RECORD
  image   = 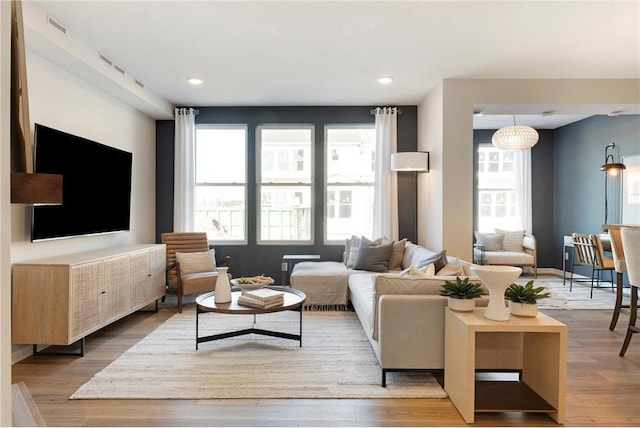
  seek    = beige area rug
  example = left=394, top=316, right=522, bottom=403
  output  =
left=517, top=275, right=620, bottom=310
left=70, top=310, right=447, bottom=400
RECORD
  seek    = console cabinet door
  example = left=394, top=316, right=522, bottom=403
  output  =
left=102, top=254, right=131, bottom=325
left=148, top=245, right=166, bottom=301
left=129, top=250, right=150, bottom=309
left=69, top=261, right=103, bottom=343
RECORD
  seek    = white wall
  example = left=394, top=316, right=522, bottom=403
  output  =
left=1, top=1, right=13, bottom=423
left=10, top=51, right=157, bottom=362
left=417, top=83, right=443, bottom=252
left=418, top=78, right=640, bottom=262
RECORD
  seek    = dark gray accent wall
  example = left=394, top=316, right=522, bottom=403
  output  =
left=553, top=115, right=640, bottom=278
left=156, top=106, right=418, bottom=280
left=473, top=129, right=555, bottom=268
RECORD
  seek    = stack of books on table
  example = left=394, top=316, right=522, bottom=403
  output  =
left=237, top=288, right=285, bottom=309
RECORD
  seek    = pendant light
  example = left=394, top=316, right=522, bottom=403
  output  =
left=491, top=115, right=539, bottom=151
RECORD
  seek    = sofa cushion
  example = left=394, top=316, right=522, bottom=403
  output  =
left=175, top=250, right=216, bottom=274
left=495, top=228, right=525, bottom=252
left=477, top=250, right=534, bottom=266
left=353, top=238, right=394, bottom=272
left=475, top=232, right=504, bottom=251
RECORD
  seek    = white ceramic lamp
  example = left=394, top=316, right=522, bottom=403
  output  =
left=471, top=265, right=522, bottom=321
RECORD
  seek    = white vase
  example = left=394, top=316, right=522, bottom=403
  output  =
left=509, top=301, right=538, bottom=317
left=448, top=297, right=475, bottom=312
left=214, top=266, right=232, bottom=303
left=471, top=265, right=522, bottom=321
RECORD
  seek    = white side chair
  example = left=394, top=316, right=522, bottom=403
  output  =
left=619, top=227, right=640, bottom=357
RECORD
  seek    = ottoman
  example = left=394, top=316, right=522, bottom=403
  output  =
left=290, top=261, right=349, bottom=310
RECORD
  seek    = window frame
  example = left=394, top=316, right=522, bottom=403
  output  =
left=323, top=123, right=376, bottom=245
left=194, top=124, right=248, bottom=245
left=256, top=124, right=315, bottom=245
left=476, top=143, right=519, bottom=233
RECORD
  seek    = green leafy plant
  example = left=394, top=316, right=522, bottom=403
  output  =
left=440, top=277, right=486, bottom=299
left=504, top=280, right=551, bottom=304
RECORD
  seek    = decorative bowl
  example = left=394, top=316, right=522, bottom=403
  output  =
left=230, top=277, right=274, bottom=294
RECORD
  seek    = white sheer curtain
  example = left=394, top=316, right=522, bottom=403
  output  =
left=373, top=107, right=399, bottom=240
left=173, top=107, right=197, bottom=232
left=514, top=149, right=532, bottom=233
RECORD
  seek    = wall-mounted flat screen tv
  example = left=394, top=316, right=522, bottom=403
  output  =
left=31, top=123, right=133, bottom=242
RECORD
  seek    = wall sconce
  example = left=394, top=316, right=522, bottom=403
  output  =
left=600, top=142, right=626, bottom=224
left=390, top=152, right=430, bottom=172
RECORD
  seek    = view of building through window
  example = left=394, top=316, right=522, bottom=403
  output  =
left=325, top=125, right=376, bottom=242
left=258, top=126, right=313, bottom=243
left=194, top=126, right=247, bottom=242
left=195, top=123, right=375, bottom=244
left=476, top=144, right=519, bottom=232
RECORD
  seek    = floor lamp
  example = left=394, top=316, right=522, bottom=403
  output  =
left=600, top=143, right=626, bottom=224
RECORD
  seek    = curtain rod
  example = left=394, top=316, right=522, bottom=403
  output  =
left=175, top=107, right=199, bottom=115
left=370, top=108, right=402, bottom=115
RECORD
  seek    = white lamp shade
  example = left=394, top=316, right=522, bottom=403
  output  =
left=492, top=125, right=539, bottom=151
left=391, top=152, right=429, bottom=172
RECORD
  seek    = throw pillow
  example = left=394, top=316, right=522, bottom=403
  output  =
left=176, top=249, right=216, bottom=274
left=475, top=232, right=504, bottom=251
left=388, top=238, right=407, bottom=271
left=346, top=235, right=363, bottom=268
left=353, top=240, right=394, bottom=272
left=416, top=249, right=448, bottom=272
left=436, top=257, right=464, bottom=276
left=400, top=263, right=435, bottom=276
left=495, top=228, right=525, bottom=252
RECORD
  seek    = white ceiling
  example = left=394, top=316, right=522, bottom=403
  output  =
left=26, top=1, right=640, bottom=127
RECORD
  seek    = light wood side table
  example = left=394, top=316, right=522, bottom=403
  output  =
left=444, top=308, right=567, bottom=424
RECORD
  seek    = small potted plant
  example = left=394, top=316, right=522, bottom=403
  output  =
left=504, top=280, right=551, bottom=317
left=440, top=277, right=486, bottom=312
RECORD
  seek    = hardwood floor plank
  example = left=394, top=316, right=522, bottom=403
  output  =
left=11, top=304, right=640, bottom=426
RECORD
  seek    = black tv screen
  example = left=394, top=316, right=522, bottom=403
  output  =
left=31, top=123, right=133, bottom=241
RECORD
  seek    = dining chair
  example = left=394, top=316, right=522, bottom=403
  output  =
left=570, top=233, right=614, bottom=298
left=619, top=227, right=640, bottom=357
left=606, top=228, right=629, bottom=331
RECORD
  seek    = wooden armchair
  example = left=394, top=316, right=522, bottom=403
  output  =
left=161, top=232, right=231, bottom=312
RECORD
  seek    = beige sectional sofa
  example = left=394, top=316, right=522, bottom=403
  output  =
left=292, top=239, right=523, bottom=387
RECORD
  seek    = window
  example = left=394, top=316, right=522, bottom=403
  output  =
left=325, top=125, right=376, bottom=243
left=257, top=126, right=313, bottom=244
left=195, top=125, right=247, bottom=243
left=476, top=145, right=519, bottom=232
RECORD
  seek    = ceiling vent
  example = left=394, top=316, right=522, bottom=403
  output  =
left=98, top=53, right=113, bottom=66
left=134, top=79, right=144, bottom=88
left=114, top=64, right=125, bottom=75
left=47, top=15, right=66, bottom=34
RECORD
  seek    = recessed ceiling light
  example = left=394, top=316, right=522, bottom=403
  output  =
left=377, top=76, right=393, bottom=85
left=187, top=77, right=203, bottom=86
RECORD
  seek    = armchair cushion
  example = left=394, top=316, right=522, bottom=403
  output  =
left=475, top=232, right=504, bottom=251
left=495, top=228, right=525, bottom=252
left=176, top=249, right=216, bottom=274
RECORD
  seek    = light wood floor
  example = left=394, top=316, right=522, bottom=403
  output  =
left=11, top=300, right=640, bottom=427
